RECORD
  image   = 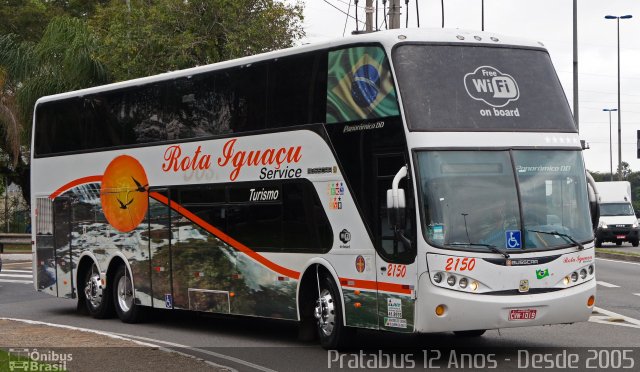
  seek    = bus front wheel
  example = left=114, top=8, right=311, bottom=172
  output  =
left=314, top=275, right=351, bottom=349
left=113, top=265, right=143, bottom=323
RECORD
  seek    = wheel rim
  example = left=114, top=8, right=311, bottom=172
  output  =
left=314, top=288, right=336, bottom=337
left=116, top=274, right=134, bottom=313
left=84, top=265, right=103, bottom=310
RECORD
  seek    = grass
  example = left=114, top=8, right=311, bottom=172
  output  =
left=1, top=244, right=31, bottom=253
left=596, top=248, right=640, bottom=257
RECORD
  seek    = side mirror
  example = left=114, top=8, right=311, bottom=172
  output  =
left=586, top=172, right=600, bottom=231
left=387, top=188, right=406, bottom=227
left=589, top=200, right=600, bottom=231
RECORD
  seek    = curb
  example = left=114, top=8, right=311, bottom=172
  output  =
left=0, top=253, right=32, bottom=261
left=0, top=318, right=231, bottom=371
left=595, top=251, right=640, bottom=263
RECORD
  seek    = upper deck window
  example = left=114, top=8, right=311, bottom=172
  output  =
left=392, top=44, right=576, bottom=132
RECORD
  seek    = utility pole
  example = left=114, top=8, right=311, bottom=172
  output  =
left=389, top=0, right=401, bottom=29
left=365, top=0, right=374, bottom=32
left=573, top=0, right=579, bottom=131
left=4, top=177, right=8, bottom=233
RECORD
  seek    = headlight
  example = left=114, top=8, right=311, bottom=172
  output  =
left=433, top=272, right=443, bottom=283
left=599, top=220, right=607, bottom=229
left=459, top=277, right=468, bottom=289
left=588, top=265, right=594, bottom=275
left=571, top=272, right=579, bottom=282
left=633, top=221, right=638, bottom=228
left=580, top=268, right=587, bottom=279
left=447, top=275, right=456, bottom=286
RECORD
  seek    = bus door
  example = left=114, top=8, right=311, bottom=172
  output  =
left=374, top=153, right=416, bottom=332
left=52, top=196, right=74, bottom=298
left=147, top=189, right=173, bottom=309
left=34, top=197, right=56, bottom=295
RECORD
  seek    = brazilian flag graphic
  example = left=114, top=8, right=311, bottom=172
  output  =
left=326, top=46, right=400, bottom=124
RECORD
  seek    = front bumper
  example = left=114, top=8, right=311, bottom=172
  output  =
left=414, top=273, right=595, bottom=333
left=596, top=227, right=639, bottom=242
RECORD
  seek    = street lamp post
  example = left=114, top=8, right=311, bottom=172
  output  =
left=603, top=108, right=618, bottom=181
left=605, top=14, right=632, bottom=180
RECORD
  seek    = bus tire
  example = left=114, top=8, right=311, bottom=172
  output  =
left=113, top=265, right=143, bottom=323
left=616, top=240, right=622, bottom=246
left=454, top=329, right=486, bottom=337
left=632, top=240, right=639, bottom=247
left=315, top=274, right=351, bottom=349
left=82, top=262, right=113, bottom=318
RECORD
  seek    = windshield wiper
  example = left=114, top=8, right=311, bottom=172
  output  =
left=527, top=229, right=584, bottom=250
left=446, top=242, right=510, bottom=258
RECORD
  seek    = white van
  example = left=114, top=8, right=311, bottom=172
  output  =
left=595, top=181, right=639, bottom=247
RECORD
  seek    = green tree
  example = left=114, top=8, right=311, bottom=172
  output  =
left=0, top=0, right=54, bottom=42
left=617, top=161, right=632, bottom=180
left=89, top=0, right=305, bottom=81
left=0, top=17, right=110, bottom=203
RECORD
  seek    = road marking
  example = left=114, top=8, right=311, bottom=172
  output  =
left=589, top=306, right=640, bottom=330
left=596, top=258, right=640, bottom=266
left=113, top=333, right=277, bottom=372
left=0, top=273, right=33, bottom=278
left=0, top=279, right=33, bottom=284
left=0, top=317, right=236, bottom=372
left=597, top=281, right=620, bottom=288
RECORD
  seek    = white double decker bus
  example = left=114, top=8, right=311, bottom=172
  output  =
left=31, top=29, right=598, bottom=349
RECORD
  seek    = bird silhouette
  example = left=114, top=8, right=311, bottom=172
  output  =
left=132, top=176, right=148, bottom=192
left=117, top=197, right=134, bottom=209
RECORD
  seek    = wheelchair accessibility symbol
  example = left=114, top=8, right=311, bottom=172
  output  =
left=505, top=230, right=522, bottom=249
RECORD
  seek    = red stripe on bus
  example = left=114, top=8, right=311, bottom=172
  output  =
left=340, top=277, right=413, bottom=295
left=49, top=175, right=103, bottom=200
left=48, top=177, right=408, bottom=294
left=149, top=191, right=301, bottom=280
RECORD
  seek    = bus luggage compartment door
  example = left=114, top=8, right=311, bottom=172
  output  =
left=35, top=197, right=56, bottom=295
left=52, top=196, right=74, bottom=298
left=148, top=190, right=174, bottom=309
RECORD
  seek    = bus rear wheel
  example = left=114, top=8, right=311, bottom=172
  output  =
left=83, top=263, right=112, bottom=318
left=113, top=265, right=143, bottom=323
left=314, top=275, right=351, bottom=349
left=453, top=330, right=486, bottom=337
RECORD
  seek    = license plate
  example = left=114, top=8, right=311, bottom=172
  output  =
left=509, top=309, right=537, bottom=321
left=617, top=235, right=626, bottom=239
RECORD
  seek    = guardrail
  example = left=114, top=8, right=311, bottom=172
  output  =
left=0, top=233, right=31, bottom=253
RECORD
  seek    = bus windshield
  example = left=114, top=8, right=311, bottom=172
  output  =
left=418, top=150, right=592, bottom=251
left=600, top=203, right=635, bottom=216
left=393, top=44, right=576, bottom=133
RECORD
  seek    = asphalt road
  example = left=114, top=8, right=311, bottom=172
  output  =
left=2, top=256, right=640, bottom=371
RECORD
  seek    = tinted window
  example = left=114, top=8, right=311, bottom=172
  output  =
left=267, top=53, right=326, bottom=127
left=393, top=44, right=576, bottom=132
left=172, top=180, right=332, bottom=253
left=34, top=52, right=326, bottom=157
left=282, top=182, right=332, bottom=250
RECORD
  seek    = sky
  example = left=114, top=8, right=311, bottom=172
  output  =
left=293, top=0, right=640, bottom=174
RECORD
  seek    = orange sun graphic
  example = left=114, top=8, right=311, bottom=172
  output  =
left=100, top=155, right=149, bottom=232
